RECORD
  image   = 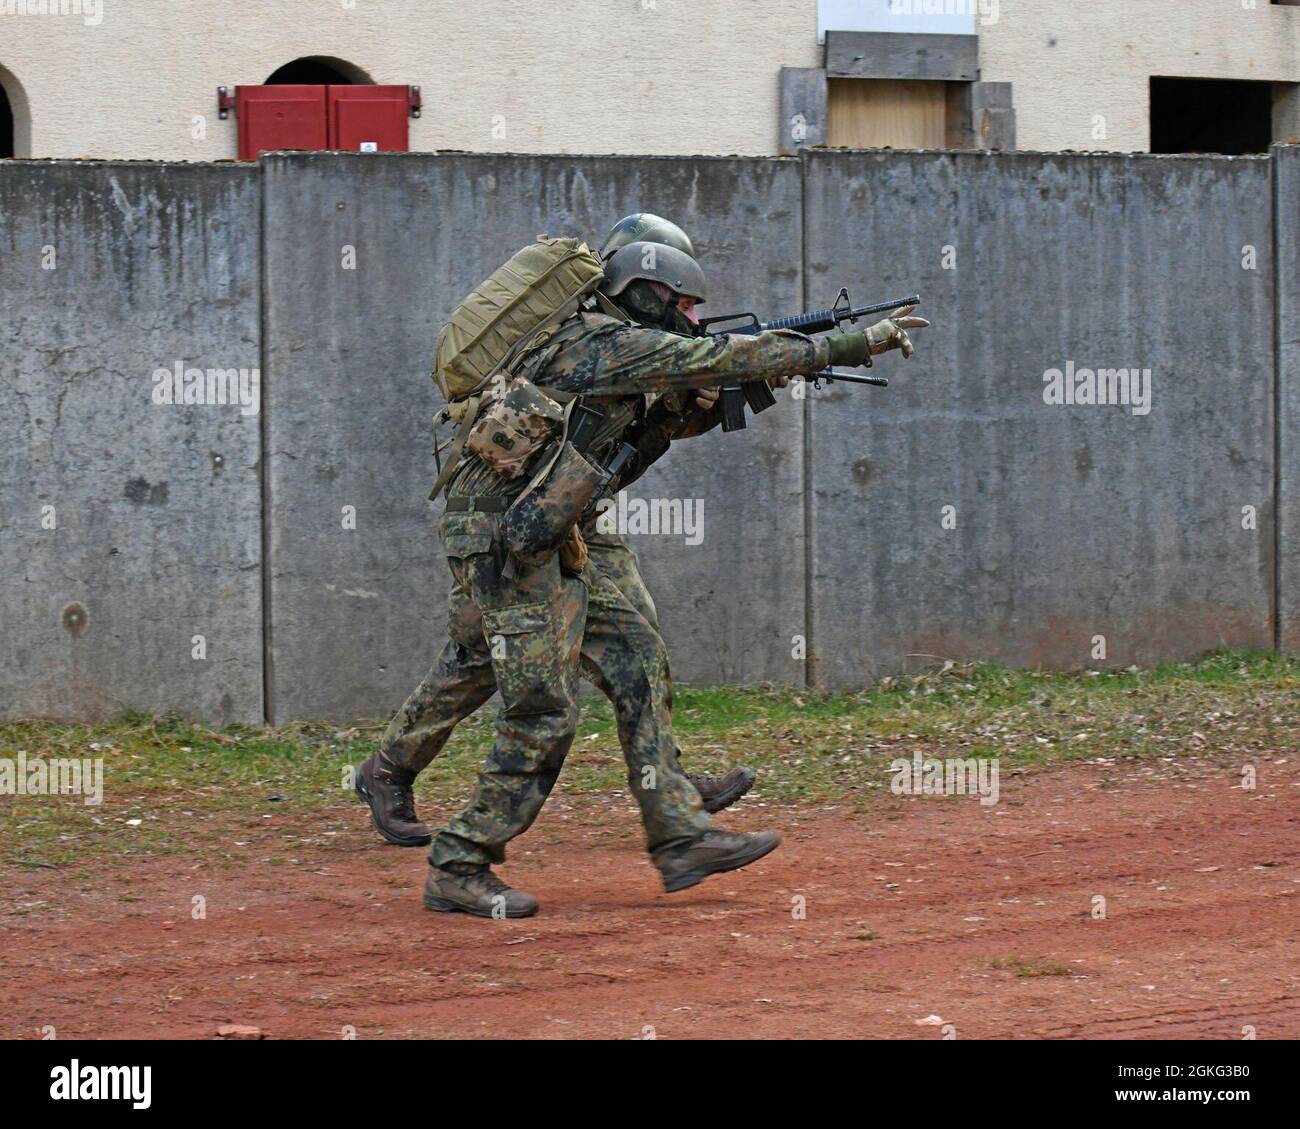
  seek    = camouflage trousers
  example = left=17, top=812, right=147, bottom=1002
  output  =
left=380, top=526, right=668, bottom=776
left=382, top=509, right=710, bottom=872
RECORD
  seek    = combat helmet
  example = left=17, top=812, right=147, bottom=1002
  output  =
left=601, top=241, right=707, bottom=302
left=599, top=240, right=707, bottom=335
left=599, top=213, right=696, bottom=261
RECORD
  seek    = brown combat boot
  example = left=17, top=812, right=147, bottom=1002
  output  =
left=655, top=830, right=781, bottom=893
left=423, top=866, right=539, bottom=918
left=353, top=752, right=431, bottom=847
left=688, top=766, right=757, bottom=814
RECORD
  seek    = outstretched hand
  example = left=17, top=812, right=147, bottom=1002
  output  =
left=867, top=305, right=930, bottom=359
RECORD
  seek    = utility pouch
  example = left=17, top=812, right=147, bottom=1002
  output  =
left=466, top=376, right=566, bottom=479
left=500, top=440, right=605, bottom=569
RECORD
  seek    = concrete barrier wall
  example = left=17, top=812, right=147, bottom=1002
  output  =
left=1279, top=145, right=1300, bottom=654
left=261, top=153, right=805, bottom=722
left=1, top=148, right=1296, bottom=722
left=803, top=149, right=1277, bottom=686
left=0, top=162, right=263, bottom=723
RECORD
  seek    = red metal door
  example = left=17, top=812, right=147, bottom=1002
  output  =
left=236, top=85, right=328, bottom=160
left=329, top=85, right=410, bottom=152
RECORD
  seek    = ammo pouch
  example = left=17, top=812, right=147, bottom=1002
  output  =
left=500, top=440, right=604, bottom=569
left=466, top=375, right=566, bottom=479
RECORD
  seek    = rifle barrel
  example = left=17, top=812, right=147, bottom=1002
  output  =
left=844, top=294, right=922, bottom=321
left=819, top=368, right=889, bottom=387
left=758, top=294, right=921, bottom=335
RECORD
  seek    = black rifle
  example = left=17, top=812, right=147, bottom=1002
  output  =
left=698, top=289, right=922, bottom=431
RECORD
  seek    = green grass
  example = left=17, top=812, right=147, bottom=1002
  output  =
left=1, top=649, right=1295, bottom=867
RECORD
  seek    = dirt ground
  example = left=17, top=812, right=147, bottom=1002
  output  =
left=3, top=754, right=1297, bottom=1040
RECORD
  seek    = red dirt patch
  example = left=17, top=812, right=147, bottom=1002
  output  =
left=3, top=756, right=1297, bottom=1039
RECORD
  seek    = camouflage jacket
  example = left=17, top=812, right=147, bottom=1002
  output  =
left=448, top=310, right=829, bottom=499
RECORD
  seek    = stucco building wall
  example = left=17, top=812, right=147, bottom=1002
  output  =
left=0, top=2, right=1297, bottom=155
left=0, top=0, right=819, bottom=159
left=980, top=0, right=1300, bottom=152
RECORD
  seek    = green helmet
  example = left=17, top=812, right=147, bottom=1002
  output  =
left=600, top=241, right=707, bottom=302
left=599, top=213, right=696, bottom=261
left=600, top=241, right=706, bottom=335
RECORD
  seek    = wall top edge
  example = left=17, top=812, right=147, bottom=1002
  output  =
left=802, top=147, right=1287, bottom=162
left=257, top=150, right=804, bottom=164
left=0, top=158, right=258, bottom=170
left=1, top=145, right=1293, bottom=172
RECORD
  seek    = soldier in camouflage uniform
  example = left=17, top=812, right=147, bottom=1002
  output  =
left=355, top=218, right=753, bottom=852
left=392, top=238, right=925, bottom=917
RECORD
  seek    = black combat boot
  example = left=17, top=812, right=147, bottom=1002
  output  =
left=423, top=866, right=540, bottom=918
left=353, top=752, right=431, bottom=847
left=687, top=766, right=757, bottom=814
left=655, top=830, right=781, bottom=893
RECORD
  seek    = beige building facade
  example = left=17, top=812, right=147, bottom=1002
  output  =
left=0, top=0, right=1297, bottom=159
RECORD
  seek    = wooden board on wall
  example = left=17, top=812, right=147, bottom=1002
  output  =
left=827, top=78, right=948, bottom=149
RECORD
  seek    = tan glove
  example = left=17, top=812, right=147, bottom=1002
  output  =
left=866, top=305, right=929, bottom=359
left=559, top=525, right=588, bottom=574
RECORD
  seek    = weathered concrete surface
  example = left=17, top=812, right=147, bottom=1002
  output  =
left=779, top=67, right=828, bottom=154
left=262, top=153, right=805, bottom=722
left=0, top=162, right=262, bottom=723
left=824, top=31, right=980, bottom=81
left=946, top=82, right=1016, bottom=151
left=3, top=149, right=1297, bottom=722
left=1278, top=145, right=1300, bottom=653
left=803, top=149, right=1276, bottom=687
left=627, top=158, right=806, bottom=692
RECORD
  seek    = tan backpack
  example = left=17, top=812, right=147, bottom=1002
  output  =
left=428, top=236, right=605, bottom=501
left=433, top=235, right=605, bottom=402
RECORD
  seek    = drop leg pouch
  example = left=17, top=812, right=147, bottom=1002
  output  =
left=501, top=441, right=605, bottom=569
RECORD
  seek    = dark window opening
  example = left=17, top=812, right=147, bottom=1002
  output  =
left=0, top=80, right=13, bottom=158
left=1150, top=77, right=1273, bottom=155
left=264, top=56, right=372, bottom=86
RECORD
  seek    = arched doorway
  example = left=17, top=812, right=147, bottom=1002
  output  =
left=264, top=56, right=374, bottom=86
left=0, top=63, right=31, bottom=158
left=0, top=82, right=12, bottom=158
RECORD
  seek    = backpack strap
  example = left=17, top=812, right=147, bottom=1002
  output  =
left=591, top=290, right=631, bottom=321
left=427, top=390, right=486, bottom=502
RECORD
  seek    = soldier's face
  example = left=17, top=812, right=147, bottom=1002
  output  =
left=648, top=281, right=699, bottom=325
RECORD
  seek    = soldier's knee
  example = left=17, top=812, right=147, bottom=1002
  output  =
left=639, top=633, right=670, bottom=684
left=484, top=601, right=575, bottom=717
